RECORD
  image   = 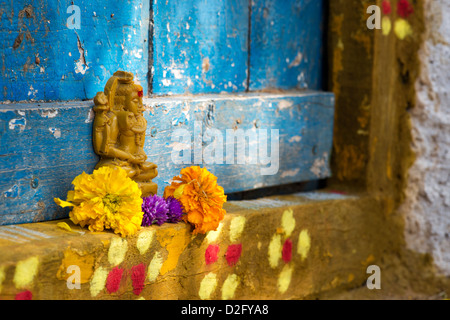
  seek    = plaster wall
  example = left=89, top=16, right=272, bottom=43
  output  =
left=403, top=0, right=450, bottom=275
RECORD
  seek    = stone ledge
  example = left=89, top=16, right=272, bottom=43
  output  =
left=0, top=191, right=386, bottom=300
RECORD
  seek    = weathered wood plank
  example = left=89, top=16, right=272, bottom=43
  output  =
left=151, top=0, right=249, bottom=95
left=0, top=0, right=149, bottom=101
left=249, top=0, right=324, bottom=91
left=0, top=91, right=334, bottom=224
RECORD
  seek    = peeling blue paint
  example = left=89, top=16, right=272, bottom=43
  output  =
left=0, top=0, right=149, bottom=101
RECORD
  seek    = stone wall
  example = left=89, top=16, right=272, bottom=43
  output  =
left=402, top=0, right=450, bottom=276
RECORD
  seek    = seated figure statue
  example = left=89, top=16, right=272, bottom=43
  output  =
left=92, top=70, right=158, bottom=197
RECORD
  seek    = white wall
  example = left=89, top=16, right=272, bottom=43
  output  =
left=402, top=0, right=450, bottom=275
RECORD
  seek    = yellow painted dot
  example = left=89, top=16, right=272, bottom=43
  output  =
left=147, top=251, right=164, bottom=282
left=199, top=272, right=217, bottom=300
left=221, top=274, right=240, bottom=300
left=229, top=216, right=246, bottom=242
left=297, top=230, right=311, bottom=261
left=382, top=16, right=391, bottom=36
left=394, top=18, right=413, bottom=40
left=108, top=237, right=128, bottom=266
left=278, top=264, right=293, bottom=294
left=206, top=222, right=223, bottom=243
left=13, top=256, right=39, bottom=289
left=281, top=209, right=295, bottom=237
left=268, top=234, right=282, bottom=268
left=157, top=227, right=190, bottom=275
left=137, top=229, right=155, bottom=255
left=89, top=266, right=108, bottom=297
left=56, top=248, right=94, bottom=284
left=0, top=266, right=5, bottom=293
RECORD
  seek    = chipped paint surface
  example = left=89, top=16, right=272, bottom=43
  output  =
left=0, top=1, right=149, bottom=101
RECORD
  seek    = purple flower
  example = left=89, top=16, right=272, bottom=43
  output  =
left=141, top=195, right=169, bottom=226
left=165, top=196, right=185, bottom=223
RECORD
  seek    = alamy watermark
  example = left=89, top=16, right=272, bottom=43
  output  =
left=170, top=121, right=280, bottom=176
left=66, top=5, right=81, bottom=30
left=366, top=265, right=381, bottom=290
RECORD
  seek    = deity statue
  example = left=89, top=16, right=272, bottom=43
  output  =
left=92, top=70, right=158, bottom=197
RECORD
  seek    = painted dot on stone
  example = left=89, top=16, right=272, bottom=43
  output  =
left=225, top=244, right=242, bottom=267
left=206, top=222, right=224, bottom=243
left=147, top=251, right=164, bottom=282
left=199, top=272, right=218, bottom=300
left=221, top=274, right=240, bottom=300
left=13, top=256, right=39, bottom=289
left=268, top=234, right=282, bottom=269
left=205, top=244, right=220, bottom=265
left=106, top=266, right=124, bottom=294
left=90, top=266, right=108, bottom=297
left=15, top=290, right=32, bottom=300
left=394, top=18, right=413, bottom=40
left=282, top=238, right=293, bottom=263
left=278, top=264, right=293, bottom=294
left=136, top=229, right=155, bottom=255
left=131, top=263, right=146, bottom=295
left=0, top=265, right=6, bottom=294
left=108, top=237, right=128, bottom=266
left=281, top=209, right=295, bottom=237
left=229, top=216, right=246, bottom=242
left=297, top=230, right=311, bottom=261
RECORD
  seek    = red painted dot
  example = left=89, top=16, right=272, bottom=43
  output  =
left=282, top=239, right=293, bottom=263
left=397, top=0, right=414, bottom=18
left=131, top=263, right=146, bottom=295
left=382, top=0, right=392, bottom=15
left=205, top=244, right=220, bottom=265
left=225, top=244, right=242, bottom=267
left=15, top=290, right=32, bottom=300
left=106, top=267, right=124, bottom=293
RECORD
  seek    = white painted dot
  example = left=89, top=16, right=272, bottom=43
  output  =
left=137, top=229, right=155, bottom=255
left=108, top=237, right=128, bottom=266
left=199, top=272, right=217, bottom=300
left=229, top=216, right=246, bottom=242
left=278, top=264, right=293, bottom=294
left=147, top=251, right=164, bottom=282
left=205, top=222, right=223, bottom=243
left=221, top=274, right=240, bottom=300
left=90, top=266, right=108, bottom=297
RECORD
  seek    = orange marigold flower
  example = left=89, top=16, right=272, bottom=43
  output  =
left=164, top=166, right=226, bottom=235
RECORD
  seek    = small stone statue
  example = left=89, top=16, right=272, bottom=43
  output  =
left=92, top=70, right=158, bottom=197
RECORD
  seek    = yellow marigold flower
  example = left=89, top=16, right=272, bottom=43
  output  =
left=164, top=166, right=226, bottom=235
left=54, top=166, right=143, bottom=237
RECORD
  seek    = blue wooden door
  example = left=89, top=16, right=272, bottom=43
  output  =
left=0, top=0, right=333, bottom=225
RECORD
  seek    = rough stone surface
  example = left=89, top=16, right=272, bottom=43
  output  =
left=402, top=0, right=450, bottom=275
